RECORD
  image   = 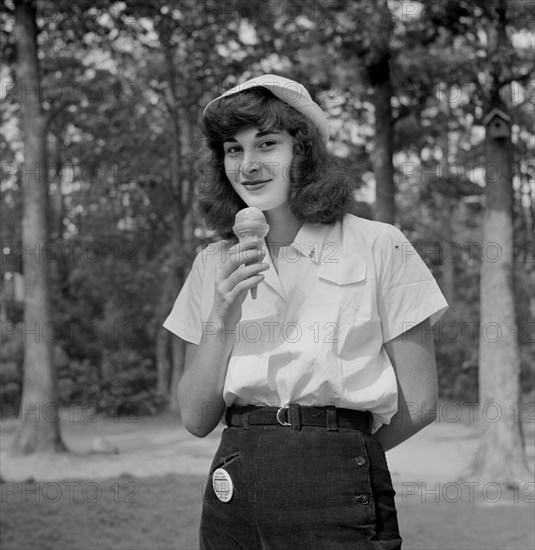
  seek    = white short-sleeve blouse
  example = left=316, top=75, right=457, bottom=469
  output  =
left=163, top=214, right=448, bottom=432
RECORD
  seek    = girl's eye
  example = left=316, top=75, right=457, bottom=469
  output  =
left=259, top=140, right=276, bottom=149
left=224, top=146, right=241, bottom=155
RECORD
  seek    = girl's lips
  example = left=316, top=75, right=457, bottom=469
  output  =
left=242, top=179, right=271, bottom=189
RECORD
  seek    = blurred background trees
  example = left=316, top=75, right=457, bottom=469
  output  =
left=1, top=0, right=533, bottom=461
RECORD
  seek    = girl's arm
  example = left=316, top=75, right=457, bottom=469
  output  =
left=176, top=335, right=230, bottom=438
left=372, top=319, right=438, bottom=452
left=177, top=245, right=268, bottom=437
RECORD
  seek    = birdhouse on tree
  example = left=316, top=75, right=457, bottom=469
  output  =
left=483, top=108, right=511, bottom=139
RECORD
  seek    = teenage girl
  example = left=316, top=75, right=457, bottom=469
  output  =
left=164, top=74, right=448, bottom=549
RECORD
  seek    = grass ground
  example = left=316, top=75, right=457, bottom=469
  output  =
left=1, top=473, right=534, bottom=550
left=1, top=474, right=201, bottom=550
left=1, top=405, right=534, bottom=550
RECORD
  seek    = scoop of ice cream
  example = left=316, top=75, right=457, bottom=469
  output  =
left=233, top=207, right=269, bottom=240
left=234, top=206, right=267, bottom=226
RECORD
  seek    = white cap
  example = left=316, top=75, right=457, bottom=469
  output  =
left=203, top=74, right=329, bottom=145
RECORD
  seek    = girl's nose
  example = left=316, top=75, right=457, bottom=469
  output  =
left=241, top=160, right=261, bottom=181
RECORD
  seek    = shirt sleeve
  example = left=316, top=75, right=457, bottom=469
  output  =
left=376, top=225, right=449, bottom=343
left=162, top=250, right=205, bottom=345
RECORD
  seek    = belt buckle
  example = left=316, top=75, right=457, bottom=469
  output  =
left=276, top=405, right=291, bottom=426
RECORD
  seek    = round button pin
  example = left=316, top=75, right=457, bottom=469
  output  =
left=212, top=468, right=234, bottom=502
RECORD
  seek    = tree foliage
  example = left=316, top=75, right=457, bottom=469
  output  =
left=1, top=0, right=533, bottom=421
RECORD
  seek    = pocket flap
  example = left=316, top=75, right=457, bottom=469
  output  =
left=318, top=259, right=367, bottom=286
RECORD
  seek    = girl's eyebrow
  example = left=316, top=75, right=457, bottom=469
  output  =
left=224, top=130, right=281, bottom=144
left=255, top=130, right=280, bottom=138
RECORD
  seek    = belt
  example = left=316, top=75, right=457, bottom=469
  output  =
left=225, top=404, right=372, bottom=432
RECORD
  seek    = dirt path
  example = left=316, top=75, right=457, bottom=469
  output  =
left=2, top=404, right=534, bottom=550
left=1, top=403, right=534, bottom=489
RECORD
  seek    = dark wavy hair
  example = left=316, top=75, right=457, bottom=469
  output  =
left=196, top=87, right=353, bottom=239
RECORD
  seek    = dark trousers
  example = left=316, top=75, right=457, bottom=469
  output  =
left=200, top=424, right=402, bottom=549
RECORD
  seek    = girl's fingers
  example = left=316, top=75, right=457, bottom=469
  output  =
left=226, top=241, right=262, bottom=255
left=212, top=243, right=268, bottom=319
left=217, top=262, right=269, bottom=297
left=217, top=246, right=266, bottom=280
left=226, top=273, right=266, bottom=303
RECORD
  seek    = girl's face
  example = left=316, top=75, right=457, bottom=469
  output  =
left=223, top=126, right=293, bottom=212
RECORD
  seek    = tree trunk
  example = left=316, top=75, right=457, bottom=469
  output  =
left=12, top=0, right=65, bottom=454
left=367, top=0, right=395, bottom=224
left=370, top=80, right=395, bottom=224
left=169, top=334, right=186, bottom=414
left=439, top=93, right=456, bottom=305
left=471, top=111, right=532, bottom=486
left=470, top=0, right=532, bottom=488
left=441, top=230, right=456, bottom=306
left=155, top=258, right=181, bottom=396
left=154, top=19, right=191, bottom=411
left=168, top=83, right=196, bottom=413
left=48, top=132, right=68, bottom=300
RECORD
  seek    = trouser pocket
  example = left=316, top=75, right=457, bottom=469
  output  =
left=208, top=451, right=241, bottom=476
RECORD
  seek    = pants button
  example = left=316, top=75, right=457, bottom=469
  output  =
left=355, top=456, right=366, bottom=466
left=354, top=494, right=370, bottom=505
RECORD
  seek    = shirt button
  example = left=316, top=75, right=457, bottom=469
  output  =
left=355, top=456, right=366, bottom=466
left=354, top=494, right=370, bottom=505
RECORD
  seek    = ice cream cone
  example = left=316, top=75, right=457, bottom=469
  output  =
left=233, top=207, right=270, bottom=299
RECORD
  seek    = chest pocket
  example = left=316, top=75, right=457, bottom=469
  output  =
left=313, top=259, right=367, bottom=311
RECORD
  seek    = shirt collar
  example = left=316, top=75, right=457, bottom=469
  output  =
left=289, top=221, right=332, bottom=264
